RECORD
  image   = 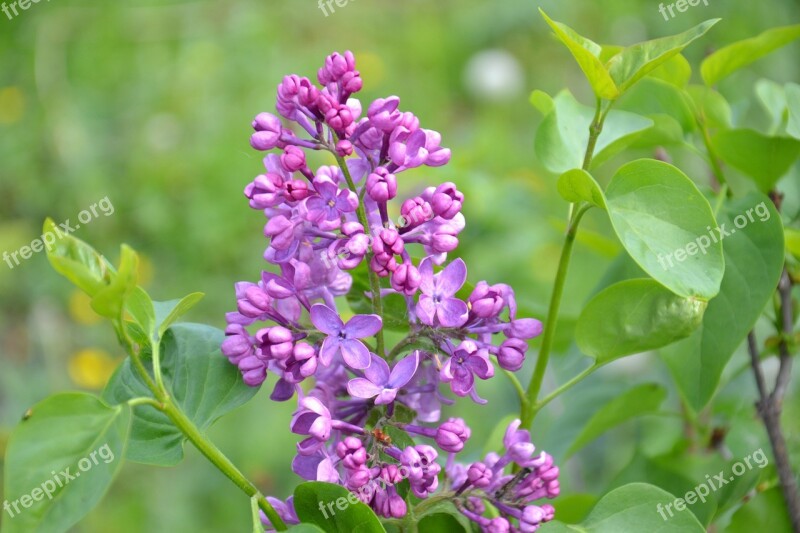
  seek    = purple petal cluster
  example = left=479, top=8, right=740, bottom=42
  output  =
left=220, top=51, right=553, bottom=526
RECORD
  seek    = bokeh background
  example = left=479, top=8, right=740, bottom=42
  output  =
left=1, top=0, right=799, bottom=531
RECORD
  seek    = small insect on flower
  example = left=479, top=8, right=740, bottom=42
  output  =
left=371, top=427, right=392, bottom=446
left=493, top=467, right=532, bottom=501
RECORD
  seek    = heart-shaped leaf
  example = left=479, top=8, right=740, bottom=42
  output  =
left=661, top=193, right=785, bottom=410
left=293, top=482, right=385, bottom=533
left=605, top=159, right=724, bottom=299
left=557, top=169, right=606, bottom=208
left=540, top=483, right=705, bottom=532
left=576, top=279, right=706, bottom=362
left=102, top=323, right=257, bottom=465
left=535, top=90, right=652, bottom=174
left=2, top=393, right=130, bottom=533
left=711, top=129, right=800, bottom=191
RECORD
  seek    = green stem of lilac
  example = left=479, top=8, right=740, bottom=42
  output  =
left=521, top=99, right=608, bottom=428
left=532, top=364, right=599, bottom=414
left=117, top=319, right=287, bottom=530
left=522, top=204, right=591, bottom=428
left=160, top=402, right=287, bottom=530
left=335, top=152, right=387, bottom=358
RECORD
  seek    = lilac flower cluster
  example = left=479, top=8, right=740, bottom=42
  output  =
left=221, top=51, right=556, bottom=531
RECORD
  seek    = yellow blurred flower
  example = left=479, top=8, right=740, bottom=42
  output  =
left=0, top=86, right=24, bottom=125
left=68, top=349, right=120, bottom=390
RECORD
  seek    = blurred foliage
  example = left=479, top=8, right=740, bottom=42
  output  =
left=1, top=0, right=799, bottom=531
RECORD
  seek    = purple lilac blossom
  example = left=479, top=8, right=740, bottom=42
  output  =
left=221, top=50, right=552, bottom=528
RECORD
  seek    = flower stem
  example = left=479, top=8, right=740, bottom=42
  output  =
left=335, top=153, right=387, bottom=358
left=160, top=401, right=286, bottom=530
left=532, top=363, right=599, bottom=415
left=521, top=99, right=609, bottom=428
left=118, top=319, right=287, bottom=531
left=522, top=204, right=591, bottom=427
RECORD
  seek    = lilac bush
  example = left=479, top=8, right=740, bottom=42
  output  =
left=222, top=50, right=556, bottom=531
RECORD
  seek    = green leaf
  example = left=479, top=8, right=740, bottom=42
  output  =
left=2, top=393, right=130, bottom=533
left=43, top=218, right=113, bottom=297
left=617, top=78, right=696, bottom=133
left=293, top=482, right=385, bottom=533
left=647, top=53, right=692, bottom=88
left=415, top=500, right=471, bottom=533
left=102, top=324, right=257, bottom=465
left=607, top=19, right=718, bottom=94
left=755, top=79, right=788, bottom=133
left=417, top=512, right=469, bottom=533
left=153, top=292, right=205, bottom=338
left=661, top=193, right=785, bottom=410
left=711, top=129, right=800, bottom=192
left=557, top=169, right=606, bottom=208
left=701, top=24, right=800, bottom=86
left=530, top=89, right=555, bottom=115
left=727, top=487, right=793, bottom=531
left=91, top=244, right=139, bottom=319
left=551, top=494, right=597, bottom=525
left=784, top=82, right=800, bottom=139
left=686, top=85, right=732, bottom=128
left=576, top=280, right=706, bottom=362
left=539, top=10, right=619, bottom=100
left=607, top=451, right=718, bottom=525
left=786, top=227, right=800, bottom=260
left=286, top=525, right=327, bottom=533
left=534, top=90, right=652, bottom=174
left=566, top=383, right=667, bottom=457
left=604, top=159, right=725, bottom=299
left=540, top=483, right=705, bottom=532
left=125, top=286, right=156, bottom=337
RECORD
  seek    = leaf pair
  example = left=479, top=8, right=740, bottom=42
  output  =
left=541, top=10, right=718, bottom=101
left=559, top=160, right=722, bottom=363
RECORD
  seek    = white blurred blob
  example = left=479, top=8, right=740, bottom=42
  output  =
left=463, top=49, right=524, bottom=102
left=144, top=113, right=182, bottom=152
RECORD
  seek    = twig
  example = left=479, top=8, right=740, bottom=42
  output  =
left=747, top=320, right=800, bottom=531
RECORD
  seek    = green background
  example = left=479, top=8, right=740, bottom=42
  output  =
left=1, top=0, right=798, bottom=531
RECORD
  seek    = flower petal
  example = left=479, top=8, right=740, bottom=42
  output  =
left=418, top=257, right=435, bottom=295
left=388, top=351, right=419, bottom=388
left=416, top=296, right=436, bottom=326
left=437, top=258, right=467, bottom=297
left=364, top=353, right=390, bottom=385
left=347, top=377, right=383, bottom=399
left=374, top=388, right=398, bottom=405
left=467, top=350, right=495, bottom=380
left=436, top=297, right=469, bottom=327
left=318, top=337, right=339, bottom=367
left=340, top=339, right=371, bottom=369
left=310, top=304, right=344, bottom=335
left=344, top=314, right=382, bottom=338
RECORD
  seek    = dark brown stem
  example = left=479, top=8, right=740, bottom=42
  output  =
left=747, top=295, right=800, bottom=532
